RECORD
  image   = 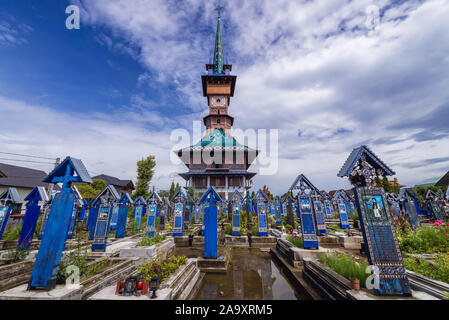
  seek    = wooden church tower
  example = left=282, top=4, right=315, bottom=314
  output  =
left=177, top=12, right=258, bottom=200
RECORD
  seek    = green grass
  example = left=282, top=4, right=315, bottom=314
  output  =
left=286, top=235, right=303, bottom=248
left=136, top=234, right=167, bottom=247
left=403, top=253, right=449, bottom=284
left=319, top=253, right=370, bottom=287
left=398, top=224, right=449, bottom=254
left=138, top=256, right=188, bottom=282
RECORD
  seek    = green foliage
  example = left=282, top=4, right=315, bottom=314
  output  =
left=443, top=291, right=449, bottom=300
left=6, top=248, right=29, bottom=263
left=391, top=177, right=401, bottom=195
left=399, top=224, right=449, bottom=254
left=333, top=212, right=340, bottom=219
left=158, top=190, right=170, bottom=198
left=57, top=248, right=89, bottom=283
left=127, top=219, right=140, bottom=235
left=137, top=234, right=166, bottom=247
left=186, top=186, right=198, bottom=201
left=84, top=257, right=110, bottom=279
left=319, top=253, right=370, bottom=287
left=224, top=223, right=232, bottom=235
left=75, top=179, right=107, bottom=200
left=240, top=210, right=248, bottom=235
left=33, top=218, right=42, bottom=239
left=382, top=176, right=392, bottom=193
left=134, top=156, right=156, bottom=200
left=286, top=235, right=303, bottom=248
left=412, top=185, right=446, bottom=204
left=403, top=253, right=449, bottom=284
left=2, top=226, right=21, bottom=241
left=138, top=256, right=188, bottom=282
left=251, top=224, right=259, bottom=236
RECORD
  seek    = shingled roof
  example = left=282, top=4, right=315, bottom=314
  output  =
left=92, top=174, right=134, bottom=190
left=0, top=162, right=59, bottom=190
left=435, top=170, right=449, bottom=187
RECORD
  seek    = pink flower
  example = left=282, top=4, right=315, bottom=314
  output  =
left=443, top=232, right=446, bottom=235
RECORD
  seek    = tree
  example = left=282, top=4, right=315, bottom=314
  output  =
left=392, top=177, right=401, bottom=195
left=91, top=179, right=107, bottom=192
left=186, top=186, right=198, bottom=201
left=169, top=181, right=176, bottom=200
left=74, top=179, right=107, bottom=201
left=158, top=190, right=170, bottom=198
left=374, top=176, right=382, bottom=188
left=382, top=176, right=392, bottom=193
left=134, top=156, right=156, bottom=199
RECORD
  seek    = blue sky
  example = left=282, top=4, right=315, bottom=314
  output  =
left=1, top=0, right=449, bottom=194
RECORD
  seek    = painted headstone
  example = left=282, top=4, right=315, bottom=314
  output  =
left=38, top=201, right=51, bottom=240
left=398, top=188, right=420, bottom=230
left=337, top=197, right=350, bottom=229
left=66, top=186, right=83, bottom=239
left=229, top=190, right=244, bottom=236
left=18, top=187, right=48, bottom=249
left=79, top=200, right=88, bottom=222
left=200, top=187, right=222, bottom=258
left=324, top=199, right=333, bottom=219
left=274, top=196, right=282, bottom=225
left=0, top=187, right=20, bottom=240
left=109, top=202, right=120, bottom=231
left=338, top=145, right=411, bottom=296
left=172, top=189, right=186, bottom=237
left=87, top=197, right=99, bottom=236
left=194, top=200, right=201, bottom=224
left=255, top=189, right=269, bottom=236
left=91, top=185, right=120, bottom=252
left=145, top=192, right=161, bottom=237
left=133, top=196, right=146, bottom=232
left=312, top=196, right=327, bottom=235
left=115, top=193, right=132, bottom=238
left=29, top=157, right=92, bottom=291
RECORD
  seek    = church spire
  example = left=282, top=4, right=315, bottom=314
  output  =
left=213, top=12, right=224, bottom=74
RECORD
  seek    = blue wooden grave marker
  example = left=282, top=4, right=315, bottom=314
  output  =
left=296, top=195, right=318, bottom=248
left=79, top=200, right=88, bottom=222
left=194, top=200, right=201, bottom=224
left=91, top=185, right=120, bottom=252
left=200, top=187, right=222, bottom=258
left=29, top=157, right=92, bottom=291
left=115, top=193, right=132, bottom=238
left=172, top=189, right=186, bottom=236
left=324, top=199, right=333, bottom=219
left=229, top=190, right=243, bottom=236
left=38, top=201, right=51, bottom=240
left=426, top=190, right=443, bottom=221
left=66, top=186, right=83, bottom=239
left=19, top=187, right=49, bottom=249
left=274, top=196, right=282, bottom=225
left=338, top=145, right=411, bottom=296
left=255, top=190, right=269, bottom=236
left=0, top=187, right=20, bottom=240
left=133, top=196, right=146, bottom=232
left=109, top=202, right=120, bottom=231
left=145, top=192, right=161, bottom=237
left=337, top=197, right=350, bottom=229
left=312, top=196, right=327, bottom=235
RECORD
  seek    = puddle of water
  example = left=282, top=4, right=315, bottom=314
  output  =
left=195, top=248, right=300, bottom=300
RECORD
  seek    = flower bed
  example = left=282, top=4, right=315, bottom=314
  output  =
left=286, top=235, right=303, bottom=248
left=136, top=234, right=166, bottom=247
left=137, top=256, right=188, bottom=282
left=398, top=222, right=449, bottom=254
left=318, top=253, right=369, bottom=287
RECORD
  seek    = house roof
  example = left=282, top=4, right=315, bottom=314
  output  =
left=0, top=162, right=60, bottom=190
left=435, top=171, right=449, bottom=187
left=92, top=174, right=134, bottom=190
left=415, top=176, right=442, bottom=187
left=178, top=129, right=256, bottom=152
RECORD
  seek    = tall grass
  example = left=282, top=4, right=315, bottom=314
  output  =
left=319, top=253, right=370, bottom=287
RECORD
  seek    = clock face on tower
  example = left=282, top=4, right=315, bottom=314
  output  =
left=211, top=96, right=226, bottom=107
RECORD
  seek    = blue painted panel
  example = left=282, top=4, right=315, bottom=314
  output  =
left=173, top=203, right=183, bottom=236
left=146, top=204, right=157, bottom=237
left=66, top=207, right=78, bottom=239
left=134, top=205, right=144, bottom=231
left=204, top=203, right=217, bottom=258
left=0, top=205, right=12, bottom=239
left=87, top=204, right=99, bottom=238
left=91, top=204, right=112, bottom=252
left=298, top=196, right=318, bottom=248
left=232, top=205, right=240, bottom=236
left=30, top=192, right=75, bottom=290
left=115, top=204, right=128, bottom=238
left=257, top=204, right=268, bottom=236
left=313, top=200, right=327, bottom=235
left=38, top=206, right=50, bottom=240
left=324, top=200, right=333, bottom=219
left=109, top=205, right=119, bottom=230
left=354, top=187, right=412, bottom=296
left=18, top=204, right=40, bottom=249
left=275, top=203, right=281, bottom=224
left=338, top=201, right=350, bottom=229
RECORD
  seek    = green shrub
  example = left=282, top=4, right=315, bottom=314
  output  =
left=84, top=257, right=110, bottom=279
left=6, top=248, right=29, bottom=263
left=138, top=256, right=188, bottom=282
left=57, top=247, right=89, bottom=283
left=403, top=253, right=449, bottom=284
left=224, top=224, right=232, bottom=235
left=2, top=226, right=21, bottom=241
left=251, top=224, right=259, bottom=236
left=286, top=235, right=303, bottom=248
left=399, top=224, right=449, bottom=254
left=137, top=234, right=166, bottom=247
left=319, top=253, right=370, bottom=287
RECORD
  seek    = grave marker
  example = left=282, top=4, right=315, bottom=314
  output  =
left=66, top=186, right=83, bottom=239
left=91, top=185, right=120, bottom=252
left=171, top=189, right=187, bottom=236
left=200, top=186, right=222, bottom=258
left=255, top=189, right=269, bottom=236
left=338, top=145, right=411, bottom=296
left=274, top=196, right=282, bottom=225
left=0, top=188, right=20, bottom=240
left=115, top=193, right=132, bottom=238
left=18, top=187, right=48, bottom=249
left=133, top=196, right=146, bottom=232
left=229, top=190, right=244, bottom=236
left=29, top=157, right=92, bottom=291
left=145, top=192, right=161, bottom=237
left=312, top=196, right=327, bottom=235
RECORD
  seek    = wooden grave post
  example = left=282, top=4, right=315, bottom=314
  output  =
left=200, top=186, right=222, bottom=258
